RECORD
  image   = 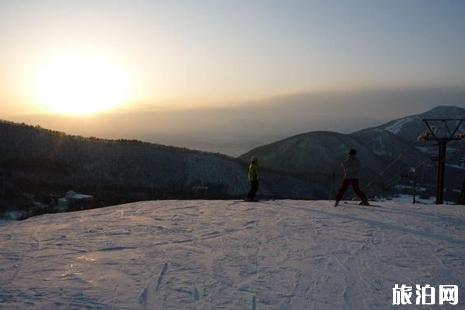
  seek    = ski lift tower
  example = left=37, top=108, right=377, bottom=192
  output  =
left=418, top=119, right=465, bottom=204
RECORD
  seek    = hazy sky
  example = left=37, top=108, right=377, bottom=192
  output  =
left=1, top=0, right=465, bottom=116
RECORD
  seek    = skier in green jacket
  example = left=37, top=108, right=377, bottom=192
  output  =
left=246, top=157, right=259, bottom=201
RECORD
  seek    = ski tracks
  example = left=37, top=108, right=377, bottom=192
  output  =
left=1, top=200, right=465, bottom=309
left=139, top=262, right=168, bottom=310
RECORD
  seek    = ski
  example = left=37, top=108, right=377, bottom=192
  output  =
left=342, top=201, right=382, bottom=208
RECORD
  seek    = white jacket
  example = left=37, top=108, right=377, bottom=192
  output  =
left=342, top=155, right=360, bottom=179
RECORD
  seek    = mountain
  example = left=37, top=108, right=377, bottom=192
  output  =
left=355, top=105, right=465, bottom=173
left=240, top=106, right=465, bottom=199
left=0, top=121, right=321, bottom=218
left=241, top=131, right=384, bottom=183
left=1, top=199, right=464, bottom=308
left=12, top=88, right=465, bottom=156
left=358, top=105, right=465, bottom=143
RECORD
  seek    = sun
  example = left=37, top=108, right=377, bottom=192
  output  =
left=34, top=53, right=131, bottom=115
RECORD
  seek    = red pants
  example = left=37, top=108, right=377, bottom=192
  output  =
left=336, top=178, right=368, bottom=202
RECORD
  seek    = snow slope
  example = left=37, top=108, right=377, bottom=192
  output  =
left=0, top=200, right=464, bottom=309
left=385, top=117, right=416, bottom=135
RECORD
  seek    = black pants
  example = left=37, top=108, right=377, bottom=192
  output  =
left=336, top=178, right=368, bottom=203
left=248, top=180, right=259, bottom=200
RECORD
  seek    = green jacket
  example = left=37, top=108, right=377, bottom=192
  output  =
left=248, top=162, right=259, bottom=182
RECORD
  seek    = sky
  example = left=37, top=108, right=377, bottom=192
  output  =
left=1, top=0, right=465, bottom=153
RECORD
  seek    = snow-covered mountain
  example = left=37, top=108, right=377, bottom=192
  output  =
left=0, top=121, right=320, bottom=218
left=359, top=105, right=465, bottom=143
left=241, top=131, right=387, bottom=185
left=1, top=199, right=463, bottom=309
left=240, top=106, right=465, bottom=198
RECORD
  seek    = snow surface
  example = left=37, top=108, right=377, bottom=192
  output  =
left=385, top=117, right=414, bottom=135
left=372, top=136, right=387, bottom=156
left=415, top=146, right=430, bottom=153
left=448, top=164, right=465, bottom=171
left=1, top=200, right=464, bottom=309
left=389, top=194, right=437, bottom=205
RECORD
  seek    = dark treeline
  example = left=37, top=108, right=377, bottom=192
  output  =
left=0, top=120, right=321, bottom=219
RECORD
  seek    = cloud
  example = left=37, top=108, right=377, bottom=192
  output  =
left=5, top=86, right=465, bottom=156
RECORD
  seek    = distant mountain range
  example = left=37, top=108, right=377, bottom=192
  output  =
left=0, top=121, right=321, bottom=218
left=11, top=88, right=465, bottom=156
left=240, top=106, right=465, bottom=199
left=2, top=105, right=464, bottom=218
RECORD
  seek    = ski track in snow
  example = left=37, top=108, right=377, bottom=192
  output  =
left=0, top=200, right=464, bottom=309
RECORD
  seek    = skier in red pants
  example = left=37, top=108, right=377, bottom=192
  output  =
left=334, top=149, right=369, bottom=207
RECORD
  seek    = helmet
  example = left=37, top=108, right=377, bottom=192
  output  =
left=349, top=149, right=357, bottom=156
left=251, top=156, right=258, bottom=163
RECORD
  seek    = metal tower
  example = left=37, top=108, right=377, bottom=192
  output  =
left=419, top=119, right=465, bottom=204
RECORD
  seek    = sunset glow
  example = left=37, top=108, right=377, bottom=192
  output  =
left=33, top=53, right=131, bottom=115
